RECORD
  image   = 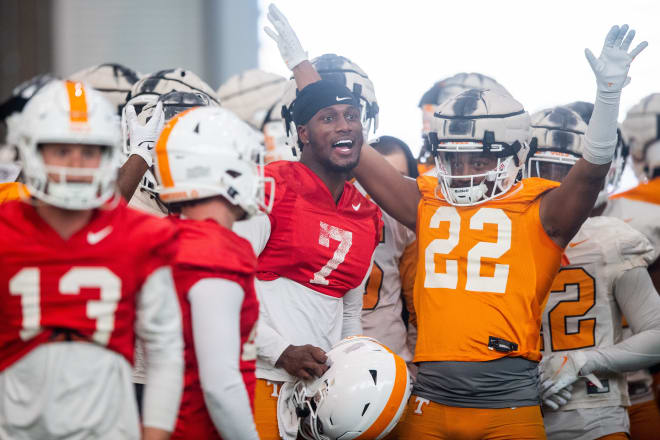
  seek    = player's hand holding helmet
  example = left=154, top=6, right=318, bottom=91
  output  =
left=264, top=4, right=308, bottom=71
left=283, top=336, right=411, bottom=440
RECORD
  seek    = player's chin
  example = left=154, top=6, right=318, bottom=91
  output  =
left=328, top=154, right=360, bottom=173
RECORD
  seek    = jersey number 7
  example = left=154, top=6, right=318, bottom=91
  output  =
left=310, top=221, right=353, bottom=286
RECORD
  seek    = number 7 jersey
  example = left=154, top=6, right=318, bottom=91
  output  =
left=414, top=176, right=562, bottom=363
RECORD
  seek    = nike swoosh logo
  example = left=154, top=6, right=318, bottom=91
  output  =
left=568, top=239, right=588, bottom=248
left=352, top=203, right=361, bottom=211
left=87, top=226, right=113, bottom=245
left=336, top=96, right=351, bottom=102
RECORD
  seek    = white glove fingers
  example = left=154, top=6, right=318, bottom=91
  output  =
left=603, top=25, right=620, bottom=48
left=629, top=40, right=648, bottom=59
left=268, top=3, right=286, bottom=23
left=543, top=398, right=559, bottom=410
left=125, top=104, right=137, bottom=122
left=264, top=26, right=280, bottom=43
left=584, top=48, right=601, bottom=71
left=621, top=28, right=636, bottom=51
left=613, top=24, right=629, bottom=47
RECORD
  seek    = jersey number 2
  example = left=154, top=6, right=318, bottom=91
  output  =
left=424, top=207, right=512, bottom=293
left=9, top=267, right=121, bottom=345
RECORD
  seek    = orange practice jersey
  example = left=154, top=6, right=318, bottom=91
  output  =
left=0, top=182, right=28, bottom=204
left=611, top=177, right=660, bottom=205
left=413, top=176, right=562, bottom=363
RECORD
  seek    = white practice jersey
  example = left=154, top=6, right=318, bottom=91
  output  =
left=540, top=216, right=655, bottom=411
left=0, top=343, right=139, bottom=440
left=354, top=183, right=417, bottom=362
left=603, top=196, right=660, bottom=262
left=602, top=192, right=660, bottom=405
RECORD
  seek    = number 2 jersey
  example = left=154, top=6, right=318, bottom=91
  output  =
left=540, top=216, right=655, bottom=410
left=234, top=161, right=382, bottom=382
left=0, top=198, right=179, bottom=370
left=170, top=218, right=259, bottom=440
left=414, top=176, right=562, bottom=363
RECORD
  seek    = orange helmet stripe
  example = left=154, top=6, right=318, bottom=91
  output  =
left=65, top=81, right=88, bottom=123
left=355, top=349, right=409, bottom=439
left=154, top=108, right=197, bottom=188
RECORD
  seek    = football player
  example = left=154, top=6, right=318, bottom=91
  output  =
left=599, top=94, right=660, bottom=440
left=233, top=7, right=383, bottom=439
left=118, top=69, right=220, bottom=215
left=417, top=73, right=511, bottom=175
left=527, top=106, right=660, bottom=440
left=0, top=80, right=183, bottom=439
left=152, top=106, right=268, bottom=440
left=351, top=24, right=647, bottom=438
left=360, top=136, right=418, bottom=365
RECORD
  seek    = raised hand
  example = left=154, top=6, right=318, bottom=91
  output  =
left=264, top=4, right=308, bottom=70
left=585, top=24, right=648, bottom=93
left=124, top=101, right=165, bottom=167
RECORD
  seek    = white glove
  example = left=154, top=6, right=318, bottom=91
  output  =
left=540, top=351, right=604, bottom=404
left=125, top=101, right=165, bottom=168
left=585, top=24, right=647, bottom=95
left=539, top=382, right=573, bottom=410
left=264, top=4, right=308, bottom=70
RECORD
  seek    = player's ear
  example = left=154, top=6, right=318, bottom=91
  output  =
left=298, top=124, right=309, bottom=146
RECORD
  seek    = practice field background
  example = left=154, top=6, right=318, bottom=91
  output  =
left=3, top=0, right=659, bottom=188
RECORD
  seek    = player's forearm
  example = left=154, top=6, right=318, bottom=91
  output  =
left=354, top=145, right=420, bottom=231
left=292, top=60, right=322, bottom=91
left=138, top=267, right=184, bottom=431
left=191, top=280, right=259, bottom=440
left=117, top=155, right=149, bottom=201
left=142, top=427, right=171, bottom=440
left=342, top=287, right=364, bottom=339
left=256, top=307, right=292, bottom=367
left=584, top=267, right=660, bottom=375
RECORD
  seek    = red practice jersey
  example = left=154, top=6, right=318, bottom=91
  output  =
left=257, top=161, right=382, bottom=298
left=171, top=218, right=259, bottom=440
left=0, top=199, right=178, bottom=371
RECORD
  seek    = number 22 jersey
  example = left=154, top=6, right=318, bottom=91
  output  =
left=414, top=176, right=562, bottom=363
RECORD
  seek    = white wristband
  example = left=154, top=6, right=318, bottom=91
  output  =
left=131, top=147, right=153, bottom=168
left=582, top=136, right=617, bottom=165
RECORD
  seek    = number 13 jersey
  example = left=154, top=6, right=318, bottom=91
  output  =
left=414, top=176, right=561, bottom=363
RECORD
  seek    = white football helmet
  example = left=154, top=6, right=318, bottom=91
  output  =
left=280, top=54, right=379, bottom=154
left=563, top=101, right=628, bottom=205
left=218, top=69, right=288, bottom=130
left=218, top=69, right=296, bottom=164
left=428, top=89, right=530, bottom=206
left=17, top=80, right=120, bottom=209
left=290, top=336, right=411, bottom=440
left=69, top=63, right=142, bottom=115
left=153, top=106, right=274, bottom=217
left=622, top=93, right=660, bottom=181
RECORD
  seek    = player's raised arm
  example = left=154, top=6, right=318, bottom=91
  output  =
left=540, top=25, right=648, bottom=248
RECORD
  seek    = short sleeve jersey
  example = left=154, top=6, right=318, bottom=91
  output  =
left=256, top=161, right=382, bottom=298
left=541, top=216, right=654, bottom=410
left=0, top=199, right=178, bottom=371
left=170, top=218, right=259, bottom=440
left=414, top=176, right=562, bottom=363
